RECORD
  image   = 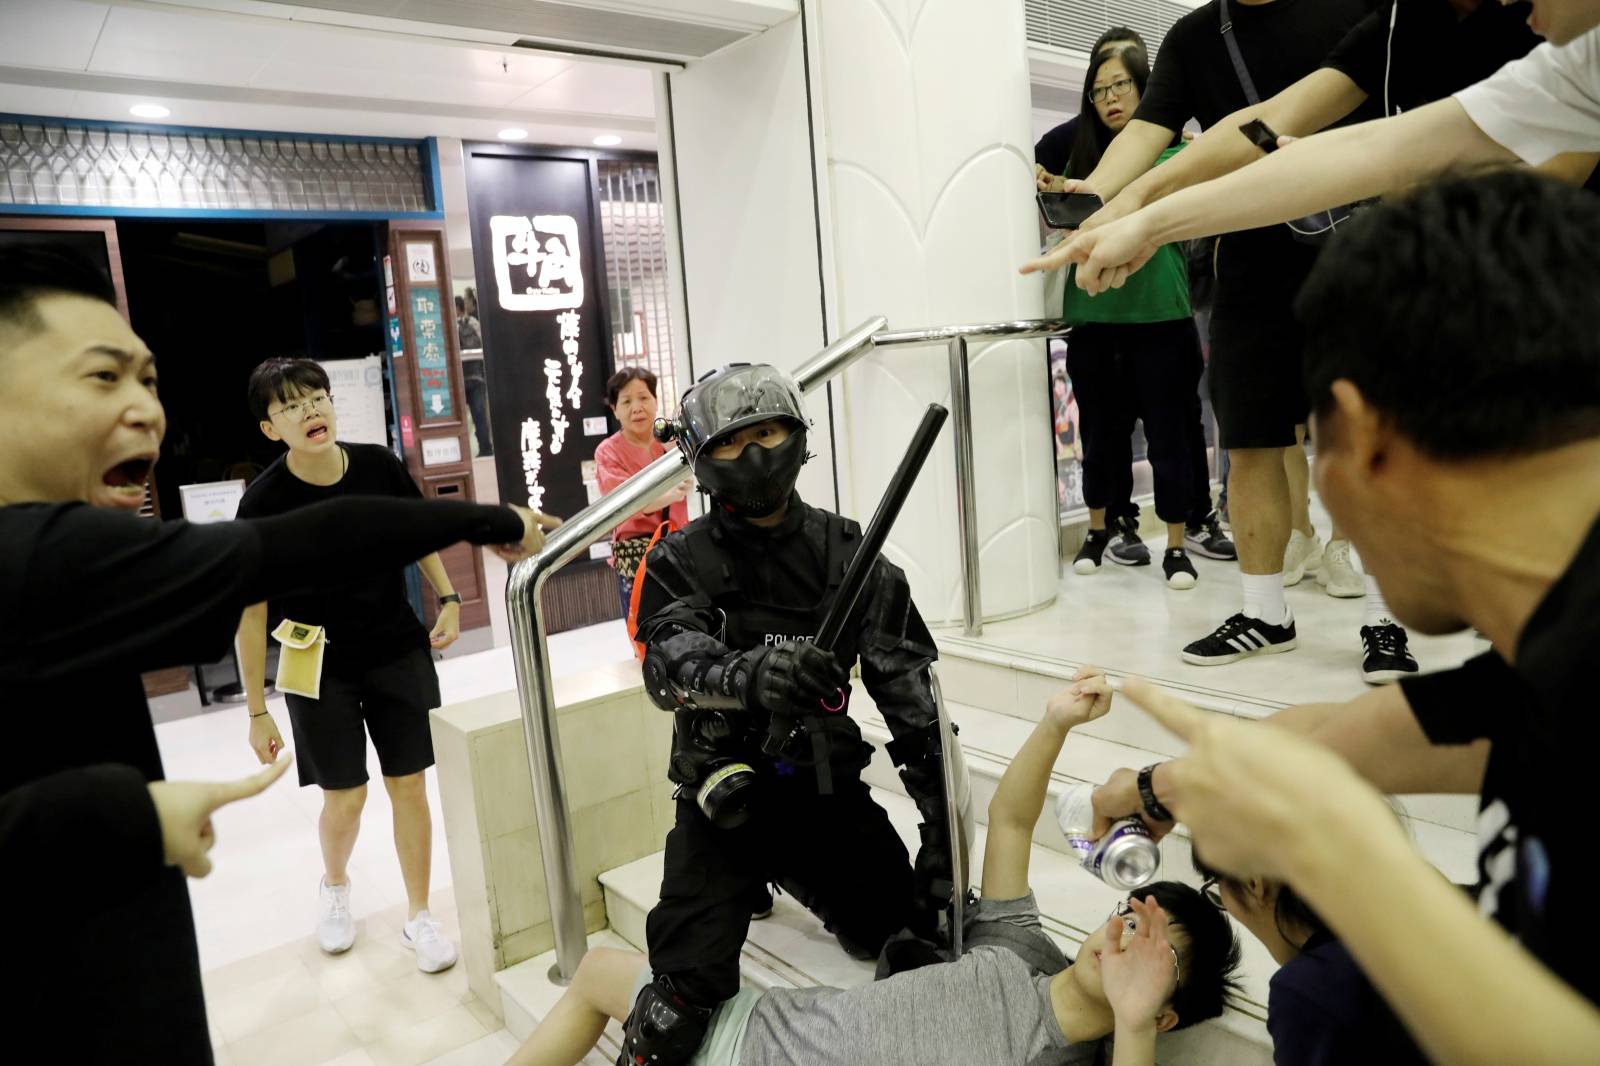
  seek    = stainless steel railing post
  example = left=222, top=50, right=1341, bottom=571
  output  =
left=946, top=335, right=983, bottom=638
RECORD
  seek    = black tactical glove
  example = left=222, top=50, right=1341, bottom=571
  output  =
left=743, top=641, right=850, bottom=717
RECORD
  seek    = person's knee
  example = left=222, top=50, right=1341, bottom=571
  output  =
left=323, top=783, right=367, bottom=819
left=383, top=770, right=427, bottom=801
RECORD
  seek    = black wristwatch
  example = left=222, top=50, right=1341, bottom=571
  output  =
left=438, top=593, right=462, bottom=607
left=1137, top=764, right=1174, bottom=823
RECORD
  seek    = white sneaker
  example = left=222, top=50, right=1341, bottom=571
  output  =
left=402, top=910, right=458, bottom=973
left=1316, top=539, right=1364, bottom=598
left=317, top=878, right=356, bottom=954
left=1283, top=530, right=1324, bottom=587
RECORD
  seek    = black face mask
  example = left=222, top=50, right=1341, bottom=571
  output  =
left=695, top=429, right=808, bottom=518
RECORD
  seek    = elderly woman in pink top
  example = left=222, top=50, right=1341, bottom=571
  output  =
left=593, top=366, right=692, bottom=615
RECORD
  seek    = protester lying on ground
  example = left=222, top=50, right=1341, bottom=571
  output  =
left=505, top=670, right=1242, bottom=1066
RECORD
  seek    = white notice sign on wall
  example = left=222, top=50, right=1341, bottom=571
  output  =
left=318, top=356, right=389, bottom=447
left=179, top=479, right=246, bottom=524
left=422, top=436, right=462, bottom=467
left=406, top=242, right=437, bottom=284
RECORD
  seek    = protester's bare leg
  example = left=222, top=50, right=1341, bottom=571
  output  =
left=506, top=949, right=649, bottom=1066
left=320, top=784, right=366, bottom=885
left=1285, top=426, right=1315, bottom=538
left=384, top=771, right=432, bottom=918
left=1229, top=448, right=1292, bottom=576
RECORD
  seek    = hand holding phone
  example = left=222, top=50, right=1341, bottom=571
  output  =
left=1239, top=118, right=1281, bottom=154
left=1037, top=191, right=1104, bottom=230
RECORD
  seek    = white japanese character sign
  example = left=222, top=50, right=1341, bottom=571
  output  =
left=490, top=215, right=585, bottom=312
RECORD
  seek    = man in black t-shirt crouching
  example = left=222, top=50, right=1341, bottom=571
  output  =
left=237, top=357, right=464, bottom=974
left=1091, top=171, right=1600, bottom=1058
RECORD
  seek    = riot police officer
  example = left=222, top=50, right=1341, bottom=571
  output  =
left=619, top=363, right=952, bottom=1064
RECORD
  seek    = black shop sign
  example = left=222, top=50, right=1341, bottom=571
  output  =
left=464, top=147, right=614, bottom=518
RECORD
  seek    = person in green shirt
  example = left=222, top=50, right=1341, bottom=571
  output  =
left=1044, top=46, right=1215, bottom=590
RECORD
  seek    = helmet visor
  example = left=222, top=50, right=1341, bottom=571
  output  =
left=678, top=364, right=806, bottom=462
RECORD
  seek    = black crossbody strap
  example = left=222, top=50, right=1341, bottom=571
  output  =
left=1218, top=0, right=1262, bottom=106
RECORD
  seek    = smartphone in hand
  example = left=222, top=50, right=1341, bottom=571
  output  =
left=1037, top=191, right=1104, bottom=230
left=1239, top=118, right=1282, bottom=153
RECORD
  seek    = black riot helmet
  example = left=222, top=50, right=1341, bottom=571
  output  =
left=659, top=363, right=809, bottom=517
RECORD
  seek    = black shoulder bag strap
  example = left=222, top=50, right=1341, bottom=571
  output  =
left=1217, top=0, right=1357, bottom=242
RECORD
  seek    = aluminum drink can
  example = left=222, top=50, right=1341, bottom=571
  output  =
left=1056, top=782, right=1161, bottom=890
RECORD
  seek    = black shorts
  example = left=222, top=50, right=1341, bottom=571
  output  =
left=284, top=645, right=441, bottom=790
left=1206, top=231, right=1318, bottom=451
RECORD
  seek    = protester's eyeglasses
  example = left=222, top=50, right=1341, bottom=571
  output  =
left=1091, top=78, right=1136, bottom=104
left=271, top=393, right=334, bottom=422
left=1200, top=877, right=1225, bottom=910
left=1112, top=900, right=1182, bottom=989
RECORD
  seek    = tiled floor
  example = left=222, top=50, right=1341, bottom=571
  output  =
left=159, top=621, right=633, bottom=1066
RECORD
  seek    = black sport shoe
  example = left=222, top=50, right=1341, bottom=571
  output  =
left=1360, top=623, right=1419, bottom=685
left=1182, top=612, right=1297, bottom=665
left=1073, top=529, right=1111, bottom=575
left=1108, top=516, right=1151, bottom=566
left=1185, top=510, right=1237, bottom=560
left=751, top=884, right=775, bottom=920
left=1163, top=548, right=1198, bottom=590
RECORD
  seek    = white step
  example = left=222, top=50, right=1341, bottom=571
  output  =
left=594, top=787, right=1276, bottom=1066
left=854, top=693, right=1479, bottom=887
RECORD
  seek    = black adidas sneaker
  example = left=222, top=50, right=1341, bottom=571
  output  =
left=1163, top=548, right=1198, bottom=590
left=1182, top=612, right=1297, bottom=666
left=1074, top=528, right=1111, bottom=575
left=1360, top=623, right=1419, bottom=685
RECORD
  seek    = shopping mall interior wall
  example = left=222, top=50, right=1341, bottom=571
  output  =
left=664, top=18, right=837, bottom=510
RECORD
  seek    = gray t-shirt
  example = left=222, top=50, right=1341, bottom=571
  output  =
left=737, top=894, right=1101, bottom=1066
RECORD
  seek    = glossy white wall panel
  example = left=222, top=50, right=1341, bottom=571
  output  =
left=814, top=0, right=1055, bottom=622
left=666, top=19, right=837, bottom=508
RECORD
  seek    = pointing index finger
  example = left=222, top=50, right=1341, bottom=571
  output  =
left=1119, top=678, right=1205, bottom=743
left=214, top=753, right=295, bottom=806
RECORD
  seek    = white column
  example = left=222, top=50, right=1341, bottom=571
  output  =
left=811, top=0, right=1056, bottom=623
left=665, top=1, right=1057, bottom=622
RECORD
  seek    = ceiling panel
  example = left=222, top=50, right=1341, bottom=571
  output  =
left=89, top=7, right=289, bottom=83
left=510, top=62, right=653, bottom=119
left=47, top=82, right=657, bottom=148
left=257, top=60, right=541, bottom=108
left=0, top=0, right=109, bottom=71
left=0, top=83, right=81, bottom=117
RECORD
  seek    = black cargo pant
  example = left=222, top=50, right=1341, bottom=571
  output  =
left=1067, top=318, right=1205, bottom=526
left=646, top=765, right=916, bottom=1007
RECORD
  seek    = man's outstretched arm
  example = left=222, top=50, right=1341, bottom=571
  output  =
left=1025, top=99, right=1514, bottom=289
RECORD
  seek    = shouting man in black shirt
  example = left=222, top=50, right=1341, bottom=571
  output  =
left=0, top=246, right=549, bottom=1064
left=237, top=357, right=476, bottom=973
left=1088, top=172, right=1600, bottom=1061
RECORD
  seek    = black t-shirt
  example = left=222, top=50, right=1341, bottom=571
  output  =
left=1323, top=0, right=1541, bottom=115
left=1267, top=931, right=1427, bottom=1065
left=1399, top=511, right=1600, bottom=1009
left=237, top=442, right=429, bottom=666
left=1133, top=0, right=1377, bottom=283
left=0, top=494, right=517, bottom=1063
left=1036, top=117, right=1080, bottom=176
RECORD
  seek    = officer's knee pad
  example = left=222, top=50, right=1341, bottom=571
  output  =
left=619, top=977, right=710, bottom=1066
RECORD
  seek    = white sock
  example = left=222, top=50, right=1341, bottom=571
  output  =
left=1241, top=572, right=1290, bottom=626
left=1364, top=575, right=1395, bottom=627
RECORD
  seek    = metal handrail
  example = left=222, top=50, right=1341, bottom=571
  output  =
left=509, top=315, right=1069, bottom=981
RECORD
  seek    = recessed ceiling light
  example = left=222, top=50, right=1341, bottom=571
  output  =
left=129, top=103, right=170, bottom=119
left=497, top=128, right=528, bottom=141
left=593, top=135, right=622, bottom=147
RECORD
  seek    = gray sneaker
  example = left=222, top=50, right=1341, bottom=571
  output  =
left=1108, top=516, right=1151, bottom=566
